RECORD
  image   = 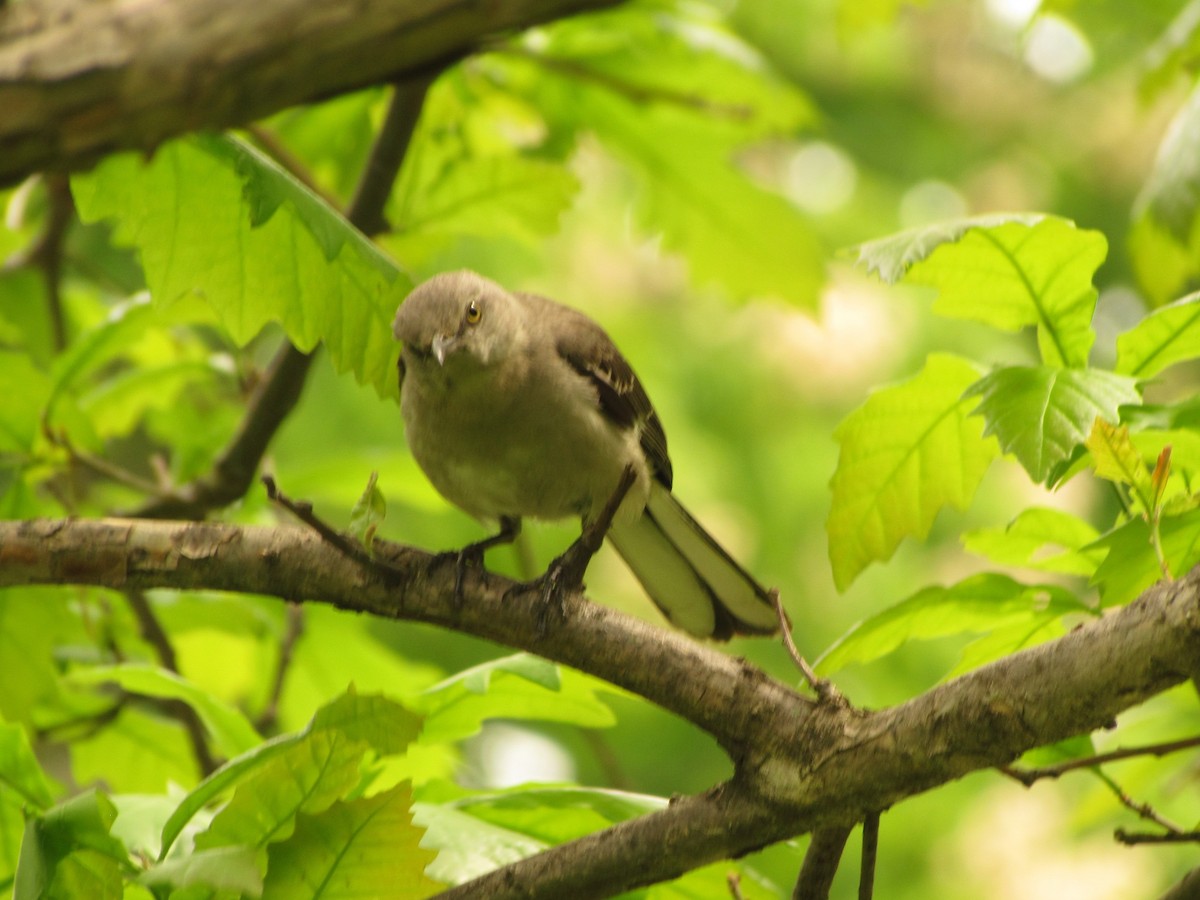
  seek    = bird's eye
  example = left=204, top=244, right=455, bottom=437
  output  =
left=465, top=300, right=483, bottom=325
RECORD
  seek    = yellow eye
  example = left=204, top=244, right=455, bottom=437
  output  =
left=465, top=300, right=483, bottom=325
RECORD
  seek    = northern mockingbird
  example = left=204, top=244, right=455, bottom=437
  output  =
left=392, top=270, right=779, bottom=640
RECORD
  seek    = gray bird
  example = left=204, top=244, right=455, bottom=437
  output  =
left=392, top=270, right=779, bottom=640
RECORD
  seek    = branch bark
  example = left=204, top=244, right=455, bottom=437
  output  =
left=3, top=517, right=1199, bottom=897
left=0, top=0, right=621, bottom=186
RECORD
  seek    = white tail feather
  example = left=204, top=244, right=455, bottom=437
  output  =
left=608, top=483, right=778, bottom=639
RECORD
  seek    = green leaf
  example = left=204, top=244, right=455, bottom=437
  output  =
left=1090, top=509, right=1200, bottom=605
left=262, top=783, right=441, bottom=899
left=139, top=846, right=262, bottom=897
left=500, top=10, right=824, bottom=305
left=411, top=804, right=546, bottom=886
left=1114, top=291, right=1200, bottom=377
left=907, top=218, right=1106, bottom=368
left=816, top=573, right=1093, bottom=675
left=70, top=707, right=200, bottom=795
left=14, top=791, right=127, bottom=900
left=67, top=664, right=260, bottom=760
left=1135, top=78, right=1200, bottom=243
left=0, top=352, right=51, bottom=454
left=827, top=353, right=999, bottom=590
left=0, top=722, right=58, bottom=810
left=195, top=730, right=367, bottom=852
left=308, top=691, right=423, bottom=756
left=42, top=296, right=157, bottom=426
left=947, top=615, right=1068, bottom=678
left=1086, top=418, right=1156, bottom=513
left=964, top=365, right=1141, bottom=486
left=393, top=156, right=579, bottom=244
left=349, top=472, right=386, bottom=548
left=415, top=786, right=779, bottom=897
left=962, top=507, right=1103, bottom=577
left=159, top=689, right=421, bottom=859
left=412, top=654, right=616, bottom=744
left=71, top=134, right=410, bottom=399
left=0, top=589, right=78, bottom=724
left=414, top=785, right=662, bottom=885
left=587, top=91, right=824, bottom=305
left=852, top=213, right=1045, bottom=284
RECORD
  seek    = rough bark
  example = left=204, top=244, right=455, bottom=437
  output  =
left=3, top=517, right=1198, bottom=898
left=0, top=0, right=620, bottom=185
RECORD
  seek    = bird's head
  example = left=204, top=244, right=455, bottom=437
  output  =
left=393, top=270, right=526, bottom=373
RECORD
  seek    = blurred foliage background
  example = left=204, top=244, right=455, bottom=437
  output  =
left=6, top=0, right=1200, bottom=896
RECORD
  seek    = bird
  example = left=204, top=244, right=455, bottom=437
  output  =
left=392, top=269, right=780, bottom=640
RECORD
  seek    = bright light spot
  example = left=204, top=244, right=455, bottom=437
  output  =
left=469, top=723, right=575, bottom=788
left=1024, top=15, right=1093, bottom=83
left=985, top=0, right=1041, bottom=29
left=899, top=180, right=968, bottom=228
left=784, top=142, right=857, bottom=215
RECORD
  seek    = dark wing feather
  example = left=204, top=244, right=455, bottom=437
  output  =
left=517, top=292, right=674, bottom=488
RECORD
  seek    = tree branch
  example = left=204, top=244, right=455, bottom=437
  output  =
left=2, top=517, right=1199, bottom=897
left=0, top=0, right=622, bottom=186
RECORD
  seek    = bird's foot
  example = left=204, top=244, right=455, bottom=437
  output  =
left=506, top=538, right=592, bottom=635
left=436, top=517, right=522, bottom=608
left=430, top=546, right=483, bottom=608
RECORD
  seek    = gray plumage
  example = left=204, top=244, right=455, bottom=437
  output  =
left=393, top=269, right=779, bottom=640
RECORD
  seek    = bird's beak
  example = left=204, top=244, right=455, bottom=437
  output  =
left=431, top=333, right=455, bottom=366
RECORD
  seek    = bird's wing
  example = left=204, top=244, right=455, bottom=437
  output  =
left=517, top=292, right=673, bottom=488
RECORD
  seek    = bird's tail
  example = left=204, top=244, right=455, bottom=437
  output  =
left=607, top=483, right=780, bottom=640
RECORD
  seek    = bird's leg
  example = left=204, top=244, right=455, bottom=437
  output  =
left=439, top=516, right=521, bottom=605
left=525, top=465, right=638, bottom=633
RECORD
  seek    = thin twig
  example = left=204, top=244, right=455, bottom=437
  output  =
left=859, top=813, right=879, bottom=900
left=5, top=174, right=75, bottom=352
left=256, top=602, right=306, bottom=734
left=1108, top=781, right=1185, bottom=834
left=773, top=589, right=845, bottom=706
left=1000, top=735, right=1200, bottom=786
left=45, top=424, right=169, bottom=498
left=262, top=476, right=377, bottom=568
left=491, top=47, right=755, bottom=120
left=347, top=75, right=434, bottom=236
left=794, top=826, right=852, bottom=900
left=1115, top=829, right=1200, bottom=845
left=726, top=872, right=745, bottom=900
left=124, top=589, right=219, bottom=775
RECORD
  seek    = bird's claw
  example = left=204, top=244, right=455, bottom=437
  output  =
left=432, top=546, right=485, bottom=608
left=506, top=542, right=590, bottom=636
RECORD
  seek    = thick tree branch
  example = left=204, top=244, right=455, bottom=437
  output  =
left=0, top=0, right=621, bottom=186
left=2, top=518, right=1199, bottom=896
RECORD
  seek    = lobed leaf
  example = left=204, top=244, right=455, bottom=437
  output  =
left=261, top=782, right=441, bottom=899
left=962, top=507, right=1103, bottom=577
left=1135, top=79, right=1200, bottom=243
left=1090, top=508, right=1200, bottom=605
left=72, top=134, right=410, bottom=399
left=909, top=218, right=1106, bottom=368
left=0, top=723, right=58, bottom=810
left=139, top=846, right=261, bottom=897
left=827, top=353, right=999, bottom=590
left=413, top=654, right=615, bottom=744
left=852, top=213, right=1045, bottom=284
left=816, top=573, right=1093, bottom=674
left=1086, top=419, right=1156, bottom=512
left=1114, top=291, right=1200, bottom=378
left=159, top=689, right=421, bottom=859
left=965, top=365, right=1141, bottom=486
